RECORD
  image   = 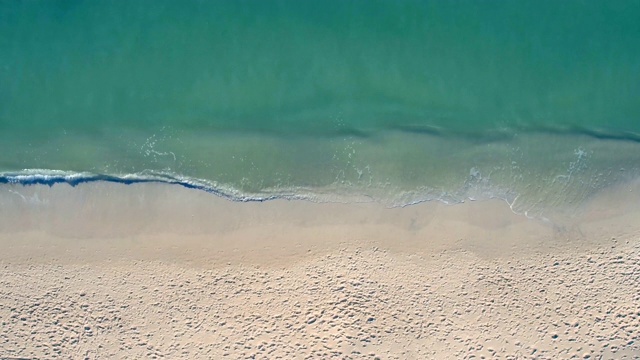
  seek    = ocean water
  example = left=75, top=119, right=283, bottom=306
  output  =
left=1, top=1, right=640, bottom=218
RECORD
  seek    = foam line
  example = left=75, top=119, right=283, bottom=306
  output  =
left=0, top=170, right=288, bottom=203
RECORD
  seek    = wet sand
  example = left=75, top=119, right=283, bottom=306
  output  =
left=1, top=182, right=639, bottom=359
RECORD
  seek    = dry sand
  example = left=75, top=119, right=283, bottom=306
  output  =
left=1, top=182, right=640, bottom=359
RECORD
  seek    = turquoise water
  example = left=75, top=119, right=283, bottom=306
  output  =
left=2, top=1, right=640, bottom=216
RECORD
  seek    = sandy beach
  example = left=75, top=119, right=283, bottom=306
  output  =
left=3, top=1, right=640, bottom=359
left=1, top=182, right=640, bottom=359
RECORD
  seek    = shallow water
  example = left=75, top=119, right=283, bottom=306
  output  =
left=2, top=1, right=640, bottom=217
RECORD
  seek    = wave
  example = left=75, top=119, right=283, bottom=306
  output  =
left=0, top=170, right=299, bottom=203
left=391, top=123, right=640, bottom=144
left=0, top=169, right=413, bottom=207
left=1, top=169, right=493, bottom=210
left=4, top=126, right=640, bottom=221
left=0, top=168, right=517, bottom=213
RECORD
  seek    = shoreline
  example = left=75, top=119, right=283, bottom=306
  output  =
left=2, top=179, right=640, bottom=262
left=0, top=182, right=573, bottom=267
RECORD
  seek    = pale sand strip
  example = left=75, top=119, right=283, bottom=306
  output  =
left=1, top=182, right=640, bottom=359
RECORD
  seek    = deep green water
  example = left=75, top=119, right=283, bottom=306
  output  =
left=1, top=1, right=640, bottom=215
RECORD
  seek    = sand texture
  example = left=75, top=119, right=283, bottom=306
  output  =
left=1, top=183, right=640, bottom=359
